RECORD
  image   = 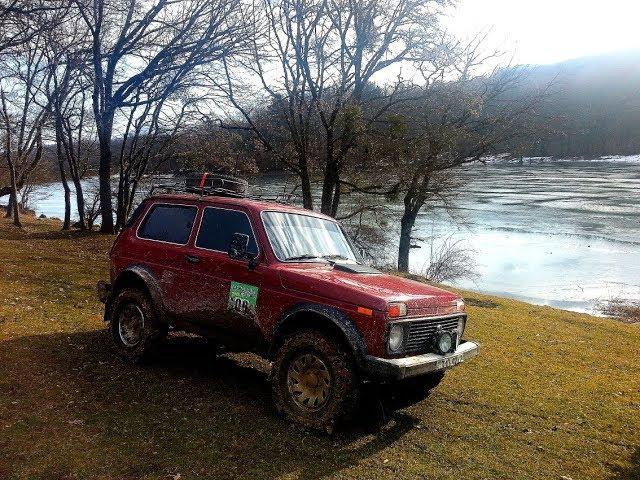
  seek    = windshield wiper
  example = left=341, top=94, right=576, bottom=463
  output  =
left=321, top=254, right=353, bottom=262
left=284, top=253, right=355, bottom=263
left=285, top=254, right=326, bottom=261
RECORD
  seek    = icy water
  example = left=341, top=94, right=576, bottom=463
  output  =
left=30, top=158, right=640, bottom=314
left=412, top=159, right=640, bottom=313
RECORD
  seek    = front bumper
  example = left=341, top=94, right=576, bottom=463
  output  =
left=363, top=341, right=480, bottom=380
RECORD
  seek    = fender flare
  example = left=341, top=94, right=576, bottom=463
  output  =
left=271, top=303, right=369, bottom=367
left=106, top=265, right=167, bottom=324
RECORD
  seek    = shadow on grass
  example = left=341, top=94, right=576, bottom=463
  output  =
left=1, top=329, right=418, bottom=479
left=610, top=445, right=640, bottom=480
left=0, top=219, right=106, bottom=241
left=18, top=229, right=104, bottom=241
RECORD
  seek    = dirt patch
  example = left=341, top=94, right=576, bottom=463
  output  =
left=463, top=297, right=501, bottom=309
left=598, top=298, right=640, bottom=323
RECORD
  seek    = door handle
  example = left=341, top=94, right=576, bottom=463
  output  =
left=185, top=254, right=200, bottom=264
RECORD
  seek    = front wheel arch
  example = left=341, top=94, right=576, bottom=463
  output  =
left=270, top=304, right=368, bottom=368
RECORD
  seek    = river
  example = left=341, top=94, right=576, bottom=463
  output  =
left=30, top=157, right=640, bottom=314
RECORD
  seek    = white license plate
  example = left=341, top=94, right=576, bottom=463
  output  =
left=437, top=354, right=463, bottom=369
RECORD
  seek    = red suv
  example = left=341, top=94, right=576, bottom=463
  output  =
left=99, top=179, right=479, bottom=432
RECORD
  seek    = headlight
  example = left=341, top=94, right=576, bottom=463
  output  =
left=457, top=316, right=466, bottom=338
left=455, top=299, right=465, bottom=312
left=436, top=331, right=453, bottom=354
left=388, top=324, right=405, bottom=352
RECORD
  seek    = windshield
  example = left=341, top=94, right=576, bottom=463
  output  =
left=262, top=211, right=358, bottom=262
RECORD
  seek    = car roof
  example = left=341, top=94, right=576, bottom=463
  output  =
left=146, top=193, right=336, bottom=221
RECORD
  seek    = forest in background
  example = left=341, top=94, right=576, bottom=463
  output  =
left=28, top=49, right=640, bottom=177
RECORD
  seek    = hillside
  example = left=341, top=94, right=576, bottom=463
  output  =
left=0, top=216, right=638, bottom=479
left=505, top=49, right=640, bottom=158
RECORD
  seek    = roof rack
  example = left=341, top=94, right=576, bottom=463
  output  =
left=149, top=173, right=248, bottom=199
left=148, top=183, right=247, bottom=198
left=147, top=172, right=304, bottom=203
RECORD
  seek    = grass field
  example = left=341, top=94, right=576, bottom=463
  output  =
left=0, top=216, right=638, bottom=480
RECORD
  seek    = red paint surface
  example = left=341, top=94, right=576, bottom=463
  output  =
left=110, top=194, right=462, bottom=358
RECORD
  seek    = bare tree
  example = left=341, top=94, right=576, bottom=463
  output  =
left=419, top=235, right=477, bottom=283
left=114, top=94, right=199, bottom=229
left=0, top=30, right=50, bottom=223
left=362, top=38, right=550, bottom=271
left=0, top=0, right=64, bottom=54
left=73, top=0, right=250, bottom=233
left=0, top=89, right=21, bottom=227
left=43, top=19, right=94, bottom=229
left=223, top=0, right=450, bottom=215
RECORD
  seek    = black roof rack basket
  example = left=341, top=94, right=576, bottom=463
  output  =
left=149, top=173, right=249, bottom=198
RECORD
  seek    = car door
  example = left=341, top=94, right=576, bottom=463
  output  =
left=134, top=202, right=199, bottom=317
left=182, top=205, right=265, bottom=342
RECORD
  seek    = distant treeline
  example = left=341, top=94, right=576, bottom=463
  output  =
left=39, top=50, right=640, bottom=178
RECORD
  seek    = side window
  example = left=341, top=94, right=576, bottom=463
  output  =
left=138, top=204, right=197, bottom=244
left=196, top=207, right=258, bottom=254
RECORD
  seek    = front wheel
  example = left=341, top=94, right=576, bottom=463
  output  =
left=108, top=288, right=167, bottom=363
left=271, top=330, right=358, bottom=434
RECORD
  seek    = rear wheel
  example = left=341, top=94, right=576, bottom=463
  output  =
left=271, top=330, right=358, bottom=434
left=109, top=288, right=167, bottom=363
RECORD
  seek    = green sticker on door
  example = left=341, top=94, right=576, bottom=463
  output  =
left=228, top=281, right=259, bottom=317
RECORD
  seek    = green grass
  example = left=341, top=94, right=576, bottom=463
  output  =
left=0, top=216, right=638, bottom=480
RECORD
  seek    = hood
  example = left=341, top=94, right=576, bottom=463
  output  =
left=278, top=263, right=459, bottom=314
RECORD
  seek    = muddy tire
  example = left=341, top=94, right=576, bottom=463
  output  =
left=108, top=288, right=167, bottom=363
left=271, top=330, right=358, bottom=434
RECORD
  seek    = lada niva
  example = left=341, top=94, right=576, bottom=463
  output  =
left=98, top=176, right=479, bottom=432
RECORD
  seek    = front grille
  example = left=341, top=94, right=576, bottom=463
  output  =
left=407, top=303, right=458, bottom=317
left=404, top=315, right=462, bottom=354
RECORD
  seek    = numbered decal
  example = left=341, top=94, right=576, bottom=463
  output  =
left=228, top=281, right=259, bottom=318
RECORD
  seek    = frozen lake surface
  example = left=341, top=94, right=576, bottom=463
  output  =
left=30, top=157, right=640, bottom=314
left=412, top=159, right=640, bottom=314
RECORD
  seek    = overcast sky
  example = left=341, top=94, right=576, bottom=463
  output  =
left=446, top=0, right=640, bottom=65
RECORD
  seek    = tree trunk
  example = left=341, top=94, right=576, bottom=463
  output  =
left=5, top=196, right=12, bottom=218
left=55, top=118, right=71, bottom=230
left=2, top=92, right=20, bottom=228
left=330, top=181, right=340, bottom=217
left=115, top=180, right=132, bottom=231
left=97, top=113, right=114, bottom=233
left=320, top=162, right=338, bottom=216
left=115, top=170, right=126, bottom=231
left=398, top=207, right=419, bottom=272
left=72, top=177, right=86, bottom=229
left=300, top=169, right=313, bottom=210
left=59, top=159, right=71, bottom=230
left=7, top=162, right=21, bottom=228
left=294, top=149, right=313, bottom=210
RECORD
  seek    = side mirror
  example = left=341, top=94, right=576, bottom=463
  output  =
left=228, top=233, right=250, bottom=260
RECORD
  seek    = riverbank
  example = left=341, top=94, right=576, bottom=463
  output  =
left=0, top=216, right=638, bottom=479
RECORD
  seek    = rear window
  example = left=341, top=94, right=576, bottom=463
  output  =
left=124, top=201, right=147, bottom=229
left=196, top=207, right=258, bottom=254
left=138, top=204, right=197, bottom=244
